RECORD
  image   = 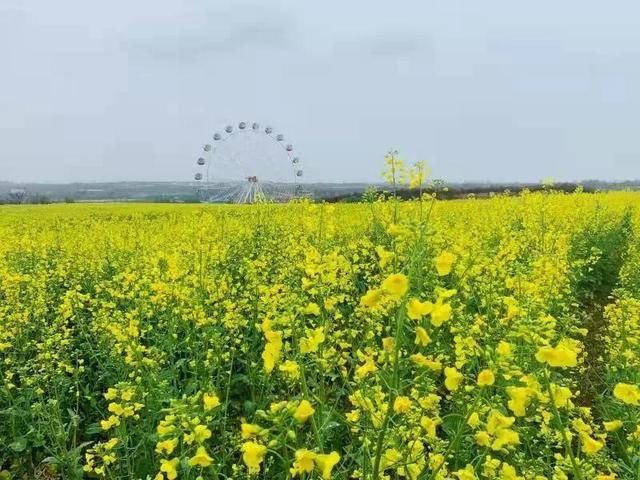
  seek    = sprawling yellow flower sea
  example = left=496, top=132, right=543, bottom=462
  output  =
left=1, top=189, right=640, bottom=479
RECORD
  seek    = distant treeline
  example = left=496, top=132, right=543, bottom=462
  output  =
left=324, top=183, right=600, bottom=203
left=0, top=192, right=55, bottom=205
left=1, top=181, right=638, bottom=205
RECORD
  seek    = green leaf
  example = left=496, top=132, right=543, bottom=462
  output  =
left=9, top=438, right=27, bottom=452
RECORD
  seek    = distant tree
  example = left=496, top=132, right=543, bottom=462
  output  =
left=7, top=189, right=26, bottom=204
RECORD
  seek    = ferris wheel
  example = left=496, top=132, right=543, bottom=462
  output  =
left=193, top=122, right=304, bottom=203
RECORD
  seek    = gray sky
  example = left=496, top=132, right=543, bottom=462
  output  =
left=1, top=0, right=639, bottom=183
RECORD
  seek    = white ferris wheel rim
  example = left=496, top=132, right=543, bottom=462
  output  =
left=193, top=122, right=304, bottom=203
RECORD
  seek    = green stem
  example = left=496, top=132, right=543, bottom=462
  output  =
left=299, top=364, right=323, bottom=450
left=543, top=369, right=583, bottom=480
left=372, top=304, right=406, bottom=478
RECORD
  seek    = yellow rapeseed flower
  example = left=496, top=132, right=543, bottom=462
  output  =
left=262, top=330, right=282, bottom=374
left=407, top=298, right=434, bottom=320
left=613, top=383, right=640, bottom=405
left=475, top=431, right=491, bottom=447
left=104, top=388, right=118, bottom=400
left=506, top=387, right=533, bottom=417
left=381, top=273, right=409, bottom=297
left=241, top=423, right=263, bottom=439
left=316, top=451, right=340, bottom=479
left=290, top=449, right=316, bottom=477
left=279, top=360, right=301, bottom=379
left=184, top=424, right=211, bottom=445
left=491, top=428, right=520, bottom=451
left=477, top=369, right=495, bottom=386
left=550, top=384, right=573, bottom=409
left=299, top=327, right=326, bottom=354
left=294, top=400, right=315, bottom=423
left=159, top=458, right=180, bottom=480
left=535, top=342, right=579, bottom=368
left=100, top=415, right=120, bottom=431
left=355, top=356, right=378, bottom=380
left=467, top=412, right=480, bottom=428
left=241, top=441, right=267, bottom=475
left=453, top=464, right=477, bottom=480
left=155, top=438, right=178, bottom=455
left=420, top=416, right=441, bottom=438
left=603, top=420, right=623, bottom=432
left=203, top=392, right=221, bottom=411
left=360, top=288, right=383, bottom=308
left=431, top=302, right=452, bottom=327
left=435, top=251, right=456, bottom=276
left=415, top=327, right=431, bottom=346
left=581, top=434, right=604, bottom=456
left=444, top=367, right=463, bottom=392
left=393, top=396, right=412, bottom=414
left=188, top=446, right=213, bottom=467
left=304, top=302, right=321, bottom=316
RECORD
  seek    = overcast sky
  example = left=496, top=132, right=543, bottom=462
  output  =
left=1, top=1, right=639, bottom=183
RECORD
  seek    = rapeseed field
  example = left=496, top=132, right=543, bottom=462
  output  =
left=2, top=179, right=640, bottom=478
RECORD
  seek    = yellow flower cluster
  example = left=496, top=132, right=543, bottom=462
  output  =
left=152, top=391, right=221, bottom=479
left=84, top=438, right=119, bottom=477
